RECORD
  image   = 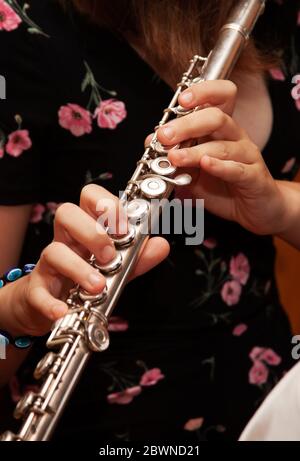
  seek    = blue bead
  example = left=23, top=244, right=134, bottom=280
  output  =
left=0, top=280, right=4, bottom=288
left=6, top=268, right=23, bottom=282
left=0, top=333, right=10, bottom=346
left=14, top=336, right=32, bottom=349
left=23, top=264, right=36, bottom=274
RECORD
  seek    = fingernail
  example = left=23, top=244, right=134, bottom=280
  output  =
left=180, top=91, right=193, bottom=104
left=51, top=304, right=67, bottom=320
left=99, top=245, right=115, bottom=264
left=88, top=272, right=103, bottom=286
left=162, top=125, right=175, bottom=140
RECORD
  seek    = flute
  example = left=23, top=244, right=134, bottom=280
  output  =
left=0, top=0, right=265, bottom=441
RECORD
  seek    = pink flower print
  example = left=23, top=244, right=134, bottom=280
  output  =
left=249, top=346, right=265, bottom=362
left=99, top=172, right=113, bottom=181
left=264, top=280, right=271, bottom=295
left=46, top=202, right=61, bottom=216
left=281, top=157, right=296, bottom=174
left=290, top=83, right=300, bottom=107
left=0, top=147, right=4, bottom=158
left=140, top=368, right=165, bottom=387
left=58, top=104, right=92, bottom=137
left=229, top=253, right=250, bottom=286
left=0, top=0, right=21, bottom=32
left=108, top=316, right=129, bottom=332
left=221, top=280, right=242, bottom=306
left=291, top=74, right=300, bottom=110
left=184, top=417, right=204, bottom=431
left=260, top=348, right=282, bottom=366
left=6, top=129, right=32, bottom=157
left=232, top=323, right=248, bottom=337
left=269, top=68, right=285, bottom=81
left=107, top=386, right=142, bottom=405
left=203, top=237, right=217, bottom=249
left=249, top=347, right=282, bottom=367
left=126, top=386, right=142, bottom=397
left=30, top=203, right=46, bottom=223
left=94, top=99, right=127, bottom=129
left=107, top=392, right=130, bottom=405
left=249, top=361, right=269, bottom=385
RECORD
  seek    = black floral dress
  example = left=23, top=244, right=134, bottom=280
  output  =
left=0, top=0, right=299, bottom=441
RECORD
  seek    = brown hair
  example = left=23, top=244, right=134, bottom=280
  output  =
left=61, top=0, right=276, bottom=87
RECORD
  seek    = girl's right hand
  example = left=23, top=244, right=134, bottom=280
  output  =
left=3, top=184, right=169, bottom=337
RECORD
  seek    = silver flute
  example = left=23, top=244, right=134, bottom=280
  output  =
left=1, top=0, right=265, bottom=441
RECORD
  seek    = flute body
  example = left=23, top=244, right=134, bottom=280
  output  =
left=0, top=0, right=265, bottom=441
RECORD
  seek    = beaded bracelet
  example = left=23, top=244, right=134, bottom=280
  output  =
left=0, top=264, right=36, bottom=350
left=0, top=264, right=36, bottom=288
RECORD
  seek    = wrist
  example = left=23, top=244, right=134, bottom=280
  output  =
left=0, top=279, right=34, bottom=352
left=0, top=265, right=36, bottom=337
left=0, top=276, right=29, bottom=336
left=274, top=180, right=300, bottom=239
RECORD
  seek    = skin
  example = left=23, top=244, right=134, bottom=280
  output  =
left=0, top=185, right=170, bottom=338
left=0, top=188, right=169, bottom=385
left=160, top=78, right=300, bottom=245
left=1, top=75, right=300, bottom=385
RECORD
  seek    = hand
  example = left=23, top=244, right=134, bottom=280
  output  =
left=4, top=185, right=169, bottom=336
left=152, top=80, right=287, bottom=236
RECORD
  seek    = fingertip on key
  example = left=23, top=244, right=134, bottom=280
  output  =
left=88, top=271, right=105, bottom=288
left=179, top=90, right=194, bottom=106
left=159, top=125, right=175, bottom=141
left=51, top=303, right=68, bottom=321
left=99, top=245, right=116, bottom=264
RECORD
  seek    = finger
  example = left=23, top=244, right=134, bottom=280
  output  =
left=157, top=107, right=243, bottom=146
left=54, top=202, right=116, bottom=264
left=130, top=237, right=170, bottom=279
left=9, top=274, right=67, bottom=336
left=179, top=80, right=237, bottom=114
left=26, top=283, right=69, bottom=327
left=144, top=133, right=154, bottom=148
left=80, top=184, right=128, bottom=235
left=199, top=155, right=255, bottom=185
left=169, top=139, right=257, bottom=168
left=39, top=241, right=106, bottom=294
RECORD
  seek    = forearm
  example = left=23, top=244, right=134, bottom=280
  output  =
left=0, top=278, right=31, bottom=388
left=0, top=205, right=32, bottom=275
left=275, top=180, right=300, bottom=249
left=0, top=205, right=33, bottom=386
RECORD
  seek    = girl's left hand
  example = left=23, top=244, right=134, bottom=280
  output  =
left=153, top=79, right=287, bottom=235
